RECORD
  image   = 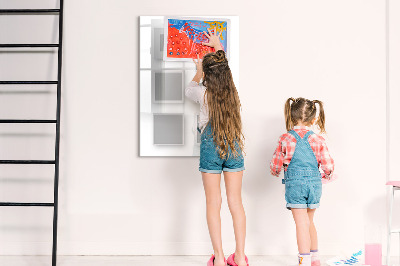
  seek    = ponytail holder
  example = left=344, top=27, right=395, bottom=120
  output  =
left=209, top=62, right=228, bottom=68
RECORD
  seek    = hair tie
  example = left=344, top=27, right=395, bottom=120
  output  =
left=209, top=62, right=228, bottom=68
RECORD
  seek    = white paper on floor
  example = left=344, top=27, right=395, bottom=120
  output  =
left=326, top=249, right=364, bottom=266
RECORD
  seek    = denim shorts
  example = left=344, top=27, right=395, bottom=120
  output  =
left=199, top=126, right=245, bottom=174
left=285, top=178, right=322, bottom=209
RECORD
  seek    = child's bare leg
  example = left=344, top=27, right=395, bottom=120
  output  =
left=307, top=209, right=318, bottom=251
left=202, top=172, right=225, bottom=266
left=224, top=171, right=247, bottom=266
left=291, top=208, right=311, bottom=254
left=307, top=208, right=320, bottom=265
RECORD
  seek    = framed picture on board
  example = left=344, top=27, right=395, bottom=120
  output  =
left=163, top=16, right=230, bottom=61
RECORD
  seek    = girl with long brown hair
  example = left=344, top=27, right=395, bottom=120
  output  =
left=185, top=29, right=248, bottom=266
left=270, top=98, right=335, bottom=266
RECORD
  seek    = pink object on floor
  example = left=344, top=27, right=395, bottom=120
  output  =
left=227, top=253, right=249, bottom=266
left=386, top=181, right=400, bottom=187
left=365, top=243, right=382, bottom=266
left=207, top=254, right=227, bottom=266
left=321, top=173, right=338, bottom=184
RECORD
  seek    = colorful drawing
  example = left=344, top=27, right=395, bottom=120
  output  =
left=164, top=17, right=229, bottom=61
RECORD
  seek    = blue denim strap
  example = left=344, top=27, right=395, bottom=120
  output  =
left=288, top=130, right=301, bottom=141
left=303, top=130, right=314, bottom=140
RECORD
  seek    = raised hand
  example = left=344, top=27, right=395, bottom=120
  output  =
left=202, top=28, right=223, bottom=51
left=192, top=54, right=203, bottom=83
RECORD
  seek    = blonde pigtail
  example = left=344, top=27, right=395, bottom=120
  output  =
left=285, top=98, right=295, bottom=131
left=313, top=100, right=326, bottom=133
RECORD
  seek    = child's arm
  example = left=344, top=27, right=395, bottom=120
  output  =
left=270, top=135, right=286, bottom=177
left=192, top=54, right=203, bottom=83
left=185, top=80, right=205, bottom=104
left=186, top=56, right=205, bottom=103
left=319, top=138, right=335, bottom=179
left=202, top=28, right=223, bottom=51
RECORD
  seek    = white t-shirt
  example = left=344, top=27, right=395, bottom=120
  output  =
left=185, top=81, right=209, bottom=132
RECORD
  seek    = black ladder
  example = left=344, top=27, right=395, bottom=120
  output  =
left=0, top=2, right=64, bottom=266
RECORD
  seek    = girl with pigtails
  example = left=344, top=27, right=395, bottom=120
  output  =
left=270, top=98, right=335, bottom=266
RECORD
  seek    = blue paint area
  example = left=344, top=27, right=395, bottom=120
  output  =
left=168, top=18, right=228, bottom=48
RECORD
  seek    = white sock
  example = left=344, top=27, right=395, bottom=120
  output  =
left=298, top=254, right=311, bottom=266
left=311, top=250, right=319, bottom=262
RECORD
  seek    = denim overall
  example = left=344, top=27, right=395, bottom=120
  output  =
left=199, top=124, right=244, bottom=174
left=283, top=130, right=322, bottom=210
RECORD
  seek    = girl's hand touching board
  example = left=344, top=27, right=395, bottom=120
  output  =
left=202, top=28, right=223, bottom=51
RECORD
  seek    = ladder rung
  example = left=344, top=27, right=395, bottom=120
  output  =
left=0, top=202, right=54, bottom=207
left=0, top=119, right=56, bottom=123
left=0, top=81, right=58, bottom=84
left=0, top=44, right=59, bottom=48
left=0, top=9, right=60, bottom=14
left=0, top=160, right=55, bottom=164
left=391, top=229, right=400, bottom=233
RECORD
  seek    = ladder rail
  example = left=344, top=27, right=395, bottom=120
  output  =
left=0, top=120, right=56, bottom=123
left=0, top=44, right=59, bottom=48
left=0, top=202, right=54, bottom=207
left=0, top=81, right=58, bottom=84
left=0, top=160, right=55, bottom=164
left=52, top=0, right=63, bottom=265
left=0, top=9, right=60, bottom=14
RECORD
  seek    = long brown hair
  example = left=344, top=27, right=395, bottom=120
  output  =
left=284, top=97, right=326, bottom=133
left=202, top=50, right=244, bottom=158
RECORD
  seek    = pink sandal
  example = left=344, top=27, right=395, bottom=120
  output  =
left=207, top=254, right=227, bottom=266
left=311, top=261, right=321, bottom=266
left=227, top=253, right=249, bottom=266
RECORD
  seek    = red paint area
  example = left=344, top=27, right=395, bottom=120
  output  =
left=167, top=25, right=215, bottom=59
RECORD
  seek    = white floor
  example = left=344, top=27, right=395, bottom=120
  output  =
left=0, top=256, right=332, bottom=266
left=0, top=256, right=397, bottom=266
left=0, top=256, right=320, bottom=266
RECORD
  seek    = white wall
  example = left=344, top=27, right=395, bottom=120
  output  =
left=388, top=0, right=400, bottom=258
left=0, top=0, right=391, bottom=257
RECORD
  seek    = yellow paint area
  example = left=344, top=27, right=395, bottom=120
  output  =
left=204, top=21, right=227, bottom=40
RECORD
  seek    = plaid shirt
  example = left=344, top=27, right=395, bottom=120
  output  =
left=270, top=126, right=334, bottom=179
